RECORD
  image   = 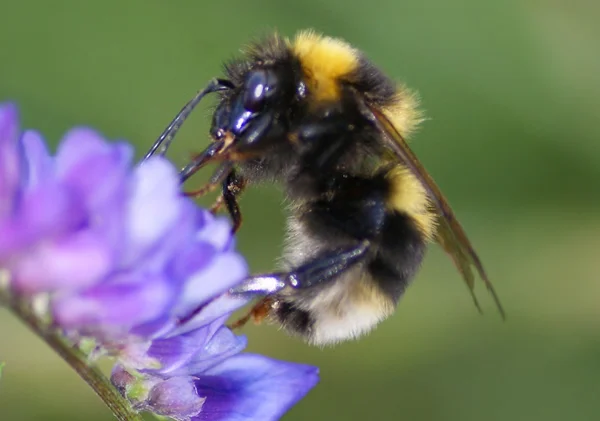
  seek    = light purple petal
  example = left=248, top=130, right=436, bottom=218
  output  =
left=195, top=215, right=235, bottom=252
left=20, top=130, right=53, bottom=189
left=0, top=103, right=22, bottom=217
left=63, top=144, right=132, bottom=211
left=147, top=376, right=206, bottom=420
left=121, top=158, right=183, bottom=266
left=167, top=327, right=247, bottom=377
left=193, top=354, right=319, bottom=421
left=167, top=241, right=216, bottom=284
left=55, top=128, right=133, bottom=218
left=167, top=294, right=250, bottom=338
left=53, top=272, right=176, bottom=328
left=130, top=316, right=176, bottom=340
left=147, top=324, right=247, bottom=377
left=174, top=252, right=248, bottom=320
left=10, top=230, right=113, bottom=294
left=0, top=183, right=86, bottom=256
left=55, top=128, right=116, bottom=177
left=17, top=183, right=86, bottom=236
left=87, top=197, right=128, bottom=260
left=135, top=200, right=201, bottom=275
left=145, top=324, right=216, bottom=374
left=55, top=141, right=132, bottom=258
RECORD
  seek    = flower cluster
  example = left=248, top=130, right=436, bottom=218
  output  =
left=0, top=103, right=318, bottom=420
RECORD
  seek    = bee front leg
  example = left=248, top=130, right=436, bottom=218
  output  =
left=229, top=241, right=370, bottom=296
left=220, top=170, right=247, bottom=233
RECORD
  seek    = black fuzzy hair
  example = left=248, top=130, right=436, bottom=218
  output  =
left=223, top=33, right=297, bottom=86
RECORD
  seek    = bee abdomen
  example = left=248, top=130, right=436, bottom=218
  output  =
left=272, top=300, right=314, bottom=338
left=368, top=210, right=428, bottom=302
left=276, top=169, right=429, bottom=344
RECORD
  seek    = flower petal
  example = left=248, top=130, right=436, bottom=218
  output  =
left=0, top=183, right=86, bottom=256
left=0, top=103, right=23, bottom=217
left=53, top=272, right=176, bottom=329
left=55, top=128, right=117, bottom=176
left=196, top=214, right=235, bottom=252
left=135, top=200, right=201, bottom=276
left=20, top=130, right=53, bottom=189
left=174, top=252, right=248, bottom=321
left=147, top=324, right=247, bottom=377
left=162, top=204, right=219, bottom=278
left=122, top=157, right=183, bottom=266
left=193, top=354, right=319, bottom=421
left=167, top=294, right=250, bottom=338
left=57, top=130, right=132, bottom=212
left=169, top=327, right=247, bottom=377
left=10, top=230, right=112, bottom=294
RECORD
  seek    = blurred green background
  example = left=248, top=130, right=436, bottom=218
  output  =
left=2, top=0, right=600, bottom=420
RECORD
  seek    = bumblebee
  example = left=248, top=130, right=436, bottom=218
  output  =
left=145, top=30, right=505, bottom=345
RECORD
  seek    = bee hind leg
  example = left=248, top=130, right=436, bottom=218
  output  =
left=229, top=241, right=370, bottom=296
left=229, top=297, right=274, bottom=330
left=228, top=242, right=369, bottom=331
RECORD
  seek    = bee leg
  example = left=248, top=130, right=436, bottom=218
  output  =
left=229, top=241, right=370, bottom=295
left=143, top=78, right=234, bottom=161
left=209, top=195, right=225, bottom=214
left=229, top=297, right=274, bottom=329
left=221, top=170, right=247, bottom=233
left=183, top=161, right=234, bottom=198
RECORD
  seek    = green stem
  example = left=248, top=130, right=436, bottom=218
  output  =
left=0, top=289, right=143, bottom=421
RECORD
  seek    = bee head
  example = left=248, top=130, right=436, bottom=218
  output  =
left=210, top=64, right=299, bottom=154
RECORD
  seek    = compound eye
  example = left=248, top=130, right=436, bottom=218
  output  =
left=243, top=70, right=269, bottom=112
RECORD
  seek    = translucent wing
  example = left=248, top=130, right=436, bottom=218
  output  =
left=361, top=102, right=506, bottom=319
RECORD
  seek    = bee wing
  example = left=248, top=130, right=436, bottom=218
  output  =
left=362, top=103, right=506, bottom=319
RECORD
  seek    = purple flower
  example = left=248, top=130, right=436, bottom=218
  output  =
left=0, top=103, right=319, bottom=420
